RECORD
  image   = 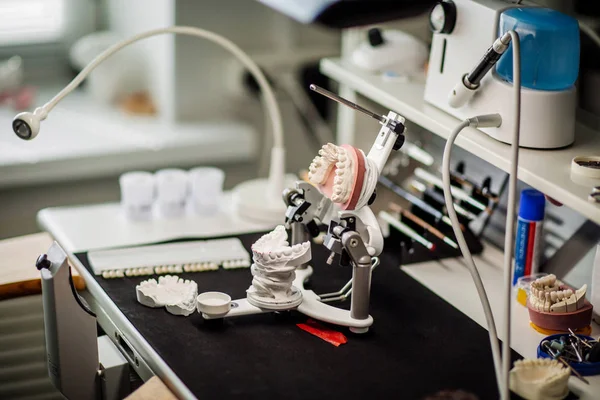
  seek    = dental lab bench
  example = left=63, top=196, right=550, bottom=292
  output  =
left=36, top=193, right=600, bottom=399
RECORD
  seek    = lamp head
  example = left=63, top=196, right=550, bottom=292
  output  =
left=13, top=107, right=46, bottom=140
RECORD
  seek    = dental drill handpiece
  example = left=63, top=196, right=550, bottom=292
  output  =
left=449, top=32, right=513, bottom=108
left=464, top=32, right=512, bottom=90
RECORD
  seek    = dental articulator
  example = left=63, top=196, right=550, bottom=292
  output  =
left=196, top=85, right=406, bottom=333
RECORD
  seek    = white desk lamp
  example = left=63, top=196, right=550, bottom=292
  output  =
left=12, top=26, right=288, bottom=224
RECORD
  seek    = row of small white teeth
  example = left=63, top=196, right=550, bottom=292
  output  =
left=222, top=259, right=251, bottom=269
left=101, top=260, right=250, bottom=278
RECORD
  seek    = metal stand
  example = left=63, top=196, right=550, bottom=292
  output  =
left=37, top=243, right=130, bottom=400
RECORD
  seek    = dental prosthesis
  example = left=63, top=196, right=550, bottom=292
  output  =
left=529, top=274, right=587, bottom=313
left=308, top=143, right=377, bottom=211
left=509, top=359, right=570, bottom=400
left=136, top=275, right=198, bottom=316
left=246, top=225, right=311, bottom=310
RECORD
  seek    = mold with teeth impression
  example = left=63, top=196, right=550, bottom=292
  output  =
left=247, top=226, right=311, bottom=308
left=136, top=275, right=198, bottom=316
left=509, top=359, right=569, bottom=400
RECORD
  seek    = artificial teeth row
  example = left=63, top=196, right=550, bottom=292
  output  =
left=331, top=148, right=352, bottom=204
left=101, top=259, right=249, bottom=279
left=222, top=259, right=251, bottom=269
left=308, top=143, right=338, bottom=185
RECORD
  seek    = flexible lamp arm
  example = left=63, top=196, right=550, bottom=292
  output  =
left=12, top=26, right=285, bottom=196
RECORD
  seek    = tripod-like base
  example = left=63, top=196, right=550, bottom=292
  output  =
left=199, top=266, right=373, bottom=332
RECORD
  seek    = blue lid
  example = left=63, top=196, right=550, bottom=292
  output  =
left=497, top=7, right=580, bottom=91
left=519, top=189, right=545, bottom=221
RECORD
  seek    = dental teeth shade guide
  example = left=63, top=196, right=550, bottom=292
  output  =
left=88, top=238, right=250, bottom=278
left=197, top=87, right=405, bottom=333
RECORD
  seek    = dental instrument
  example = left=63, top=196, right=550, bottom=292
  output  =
left=378, top=175, right=456, bottom=229
left=11, top=26, right=288, bottom=225
left=409, top=179, right=478, bottom=222
left=541, top=341, right=589, bottom=384
left=415, top=167, right=489, bottom=213
left=196, top=87, right=406, bottom=333
left=379, top=210, right=436, bottom=251
left=388, top=202, right=458, bottom=249
left=426, top=2, right=580, bottom=149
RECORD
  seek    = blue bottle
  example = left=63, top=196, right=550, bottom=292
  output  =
left=513, top=189, right=545, bottom=285
left=497, top=8, right=580, bottom=91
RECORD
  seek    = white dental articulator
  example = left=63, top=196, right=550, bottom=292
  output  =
left=197, top=85, right=406, bottom=333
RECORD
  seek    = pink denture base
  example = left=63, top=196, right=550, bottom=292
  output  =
left=318, top=144, right=365, bottom=211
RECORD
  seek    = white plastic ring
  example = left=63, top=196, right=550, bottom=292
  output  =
left=571, top=156, right=600, bottom=179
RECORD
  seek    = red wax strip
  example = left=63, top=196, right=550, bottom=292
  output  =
left=296, top=319, right=348, bottom=347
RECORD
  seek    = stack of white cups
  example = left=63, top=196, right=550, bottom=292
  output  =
left=119, top=167, right=225, bottom=220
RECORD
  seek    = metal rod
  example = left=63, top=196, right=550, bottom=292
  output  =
left=380, top=211, right=436, bottom=251
left=309, top=84, right=386, bottom=123
left=542, top=342, right=589, bottom=384
left=389, top=202, right=458, bottom=249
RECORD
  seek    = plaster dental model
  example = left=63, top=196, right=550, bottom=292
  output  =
left=509, top=359, right=570, bottom=400
left=528, top=274, right=587, bottom=313
left=247, top=225, right=311, bottom=309
left=136, top=275, right=198, bottom=316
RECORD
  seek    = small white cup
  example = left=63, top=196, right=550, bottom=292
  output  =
left=119, top=171, right=155, bottom=220
left=189, top=167, right=225, bottom=215
left=155, top=169, right=189, bottom=218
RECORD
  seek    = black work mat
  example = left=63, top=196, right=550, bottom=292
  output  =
left=75, top=233, right=514, bottom=400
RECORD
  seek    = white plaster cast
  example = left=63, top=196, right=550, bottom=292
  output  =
left=136, top=275, right=198, bottom=316
left=509, top=359, right=570, bottom=400
left=246, top=225, right=311, bottom=309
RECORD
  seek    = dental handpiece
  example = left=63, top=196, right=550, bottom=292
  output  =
left=464, top=32, right=512, bottom=89
left=448, top=32, right=513, bottom=108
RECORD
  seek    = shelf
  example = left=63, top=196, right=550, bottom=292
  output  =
left=321, top=58, right=600, bottom=226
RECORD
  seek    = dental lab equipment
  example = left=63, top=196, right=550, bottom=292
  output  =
left=119, top=171, right=155, bottom=221
left=426, top=1, right=580, bottom=149
left=155, top=169, right=189, bottom=218
left=388, top=202, right=458, bottom=249
left=35, top=246, right=130, bottom=400
left=379, top=210, right=436, bottom=251
left=351, top=28, right=428, bottom=79
left=513, top=190, right=546, bottom=285
left=409, top=179, right=476, bottom=222
left=11, top=26, right=288, bottom=225
left=196, top=86, right=406, bottom=333
left=378, top=175, right=455, bottom=229
left=540, top=340, right=589, bottom=384
left=88, top=238, right=250, bottom=278
left=188, top=167, right=225, bottom=215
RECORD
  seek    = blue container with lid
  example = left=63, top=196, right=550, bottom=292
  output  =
left=496, top=7, right=580, bottom=91
left=513, top=189, right=546, bottom=285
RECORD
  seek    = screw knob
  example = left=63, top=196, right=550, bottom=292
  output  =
left=36, top=254, right=51, bottom=270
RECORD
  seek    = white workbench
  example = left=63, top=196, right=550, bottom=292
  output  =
left=38, top=199, right=600, bottom=399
